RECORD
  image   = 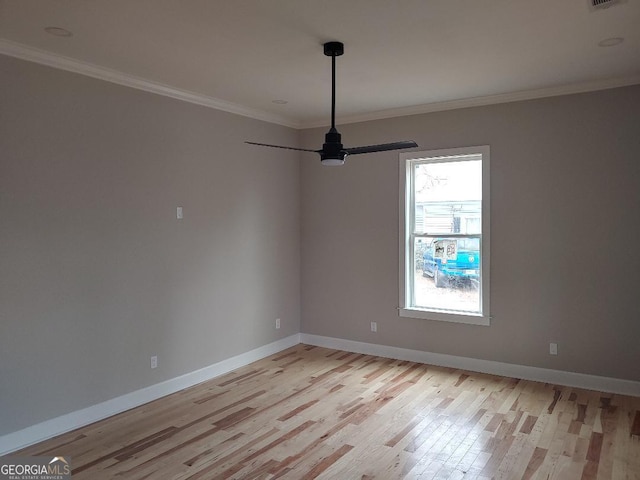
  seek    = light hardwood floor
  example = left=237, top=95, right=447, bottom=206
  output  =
left=14, top=344, right=640, bottom=479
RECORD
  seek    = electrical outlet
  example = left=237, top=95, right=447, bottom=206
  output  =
left=176, top=206, right=183, bottom=219
left=370, top=321, right=377, bottom=333
left=275, top=318, right=280, bottom=329
left=151, top=356, right=158, bottom=369
left=549, top=343, right=558, bottom=355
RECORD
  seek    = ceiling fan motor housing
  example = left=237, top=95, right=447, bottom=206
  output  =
left=321, top=127, right=347, bottom=165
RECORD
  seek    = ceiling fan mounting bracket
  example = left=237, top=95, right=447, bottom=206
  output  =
left=323, top=41, right=344, bottom=57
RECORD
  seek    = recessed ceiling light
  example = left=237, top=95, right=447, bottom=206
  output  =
left=598, top=37, right=624, bottom=47
left=44, top=27, right=73, bottom=37
left=272, top=99, right=288, bottom=105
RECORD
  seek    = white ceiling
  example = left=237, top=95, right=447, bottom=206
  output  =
left=1, top=0, right=639, bottom=129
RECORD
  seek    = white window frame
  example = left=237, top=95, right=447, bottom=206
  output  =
left=399, top=146, right=490, bottom=326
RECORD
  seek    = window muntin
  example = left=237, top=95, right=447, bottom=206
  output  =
left=400, top=147, right=490, bottom=325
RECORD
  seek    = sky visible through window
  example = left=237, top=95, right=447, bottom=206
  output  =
left=415, top=158, right=482, bottom=204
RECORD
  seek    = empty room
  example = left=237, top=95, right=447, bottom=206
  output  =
left=1, top=1, right=640, bottom=479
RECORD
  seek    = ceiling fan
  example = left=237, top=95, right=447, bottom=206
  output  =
left=246, top=41, right=418, bottom=166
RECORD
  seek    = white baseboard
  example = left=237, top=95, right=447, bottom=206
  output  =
left=0, top=334, right=301, bottom=456
left=3, top=332, right=637, bottom=455
left=300, top=333, right=640, bottom=397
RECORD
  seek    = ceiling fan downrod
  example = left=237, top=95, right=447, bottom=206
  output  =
left=321, top=41, right=346, bottom=165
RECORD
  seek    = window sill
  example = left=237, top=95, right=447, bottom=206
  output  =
left=399, top=307, right=490, bottom=326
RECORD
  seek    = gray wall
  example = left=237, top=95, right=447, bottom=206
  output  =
left=0, top=55, right=301, bottom=435
left=301, top=85, right=640, bottom=382
left=2, top=50, right=639, bottom=440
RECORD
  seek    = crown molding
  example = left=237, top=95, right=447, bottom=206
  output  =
left=3, top=38, right=639, bottom=131
left=301, top=75, right=640, bottom=129
left=0, top=39, right=301, bottom=129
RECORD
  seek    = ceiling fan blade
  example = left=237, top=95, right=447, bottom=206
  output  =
left=245, top=141, right=319, bottom=153
left=345, top=141, right=418, bottom=156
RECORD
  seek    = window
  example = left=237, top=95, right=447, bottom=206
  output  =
left=399, top=146, right=490, bottom=325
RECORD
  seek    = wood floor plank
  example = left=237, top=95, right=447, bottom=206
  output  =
left=10, top=344, right=640, bottom=479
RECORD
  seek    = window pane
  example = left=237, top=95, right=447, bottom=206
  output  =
left=401, top=146, right=489, bottom=324
left=413, top=160, right=482, bottom=234
left=412, top=236, right=481, bottom=314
